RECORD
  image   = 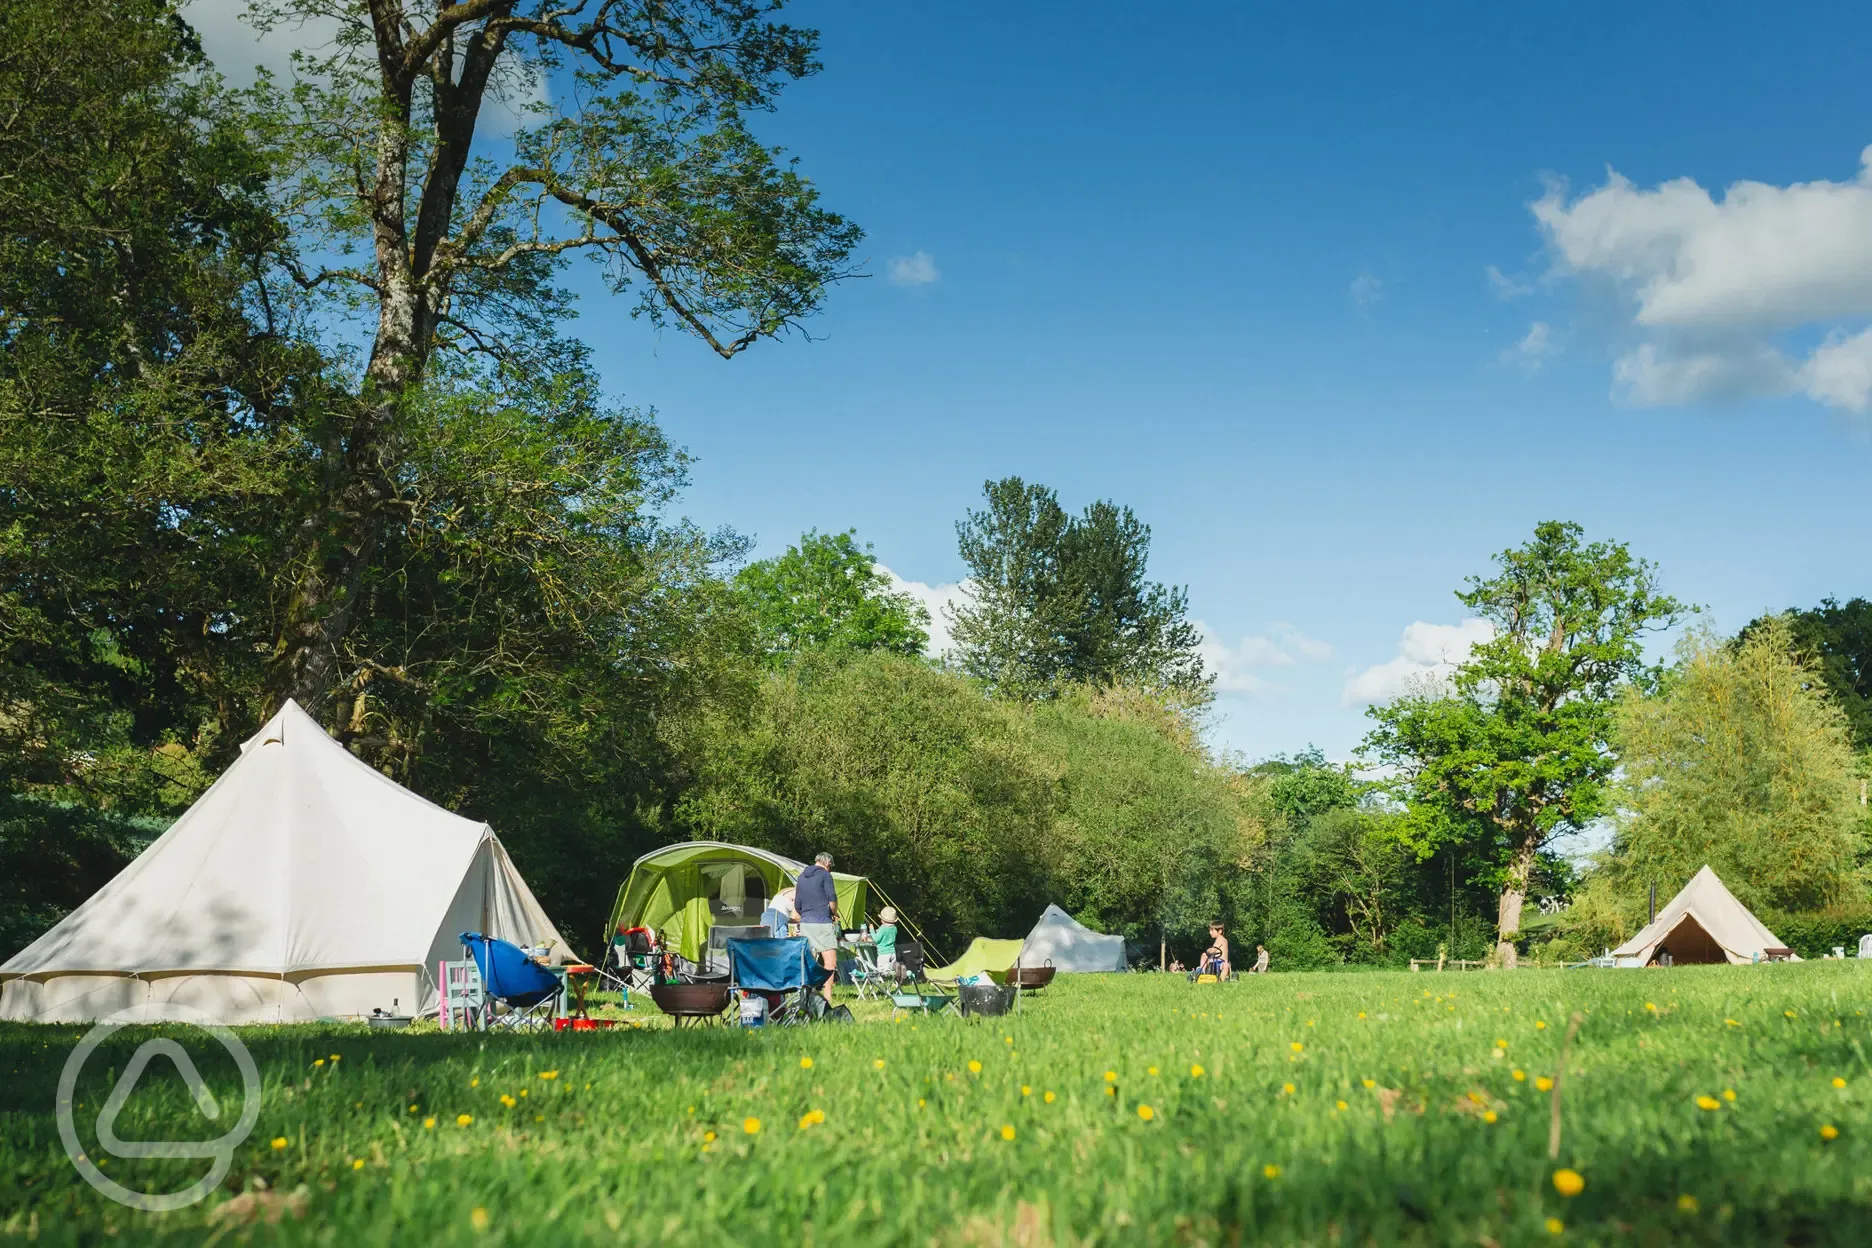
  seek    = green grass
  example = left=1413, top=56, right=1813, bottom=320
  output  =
left=4, top=965, right=1872, bottom=1244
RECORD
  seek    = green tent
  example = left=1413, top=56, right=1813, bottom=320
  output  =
left=603, top=842, right=872, bottom=963
left=926, top=937, right=1026, bottom=983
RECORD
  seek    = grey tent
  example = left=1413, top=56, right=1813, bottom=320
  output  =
left=1021, top=905, right=1127, bottom=972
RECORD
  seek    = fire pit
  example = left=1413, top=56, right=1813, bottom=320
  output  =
left=1003, top=965, right=1056, bottom=991
left=649, top=982, right=731, bottom=1026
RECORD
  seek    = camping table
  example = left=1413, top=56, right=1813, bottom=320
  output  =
left=557, top=964, right=598, bottom=1020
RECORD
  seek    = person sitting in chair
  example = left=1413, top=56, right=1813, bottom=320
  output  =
left=1199, top=921, right=1231, bottom=980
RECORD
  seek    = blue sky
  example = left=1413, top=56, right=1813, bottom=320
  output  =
left=198, top=1, right=1872, bottom=761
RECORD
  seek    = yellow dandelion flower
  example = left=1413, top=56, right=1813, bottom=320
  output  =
left=1833, top=1076, right=1847, bottom=1088
left=457, top=1114, right=473, bottom=1127
left=1551, top=1169, right=1585, bottom=1197
left=1362, top=1078, right=1376, bottom=1089
left=1821, top=1124, right=1840, bottom=1141
left=1482, top=1110, right=1498, bottom=1124
left=538, top=1070, right=558, bottom=1080
left=1534, top=1076, right=1554, bottom=1093
left=1021, top=1085, right=1032, bottom=1097
left=1696, top=1095, right=1721, bottom=1111
left=1104, top=1070, right=1117, bottom=1083
left=471, top=1078, right=480, bottom=1088
left=874, top=1059, right=886, bottom=1070
left=798, top=1113, right=817, bottom=1130
left=743, top=1117, right=761, bottom=1135
left=423, top=1117, right=437, bottom=1130
left=471, top=1207, right=490, bottom=1232
left=1262, top=1164, right=1281, bottom=1179
left=1677, top=1194, right=1698, bottom=1213
left=1357, top=1011, right=1367, bottom=1019
left=1147, top=1066, right=1158, bottom=1077
left=408, top=1104, right=420, bottom=1113
left=1335, top=1099, right=1348, bottom=1111
left=1282, top=1082, right=1295, bottom=1095
left=1494, top=1039, right=1508, bottom=1049
left=1000, top=1124, right=1016, bottom=1140
left=1137, top=1104, right=1155, bottom=1121
left=704, top=1131, right=717, bottom=1143
left=1545, top=1217, right=1564, bottom=1235
left=270, top=1137, right=288, bottom=1150
left=1645, top=1002, right=1657, bottom=1013
left=968, top=1060, right=982, bottom=1074
left=314, top=1058, right=325, bottom=1068
left=1044, top=1091, right=1056, bottom=1103
left=519, top=1089, right=528, bottom=1098
left=1725, top=1018, right=1739, bottom=1027
left=1290, top=1041, right=1304, bottom=1053
left=1105, top=1086, right=1116, bottom=1097
left=352, top=1158, right=365, bottom=1171
left=500, top=1094, right=516, bottom=1108
left=1512, top=1069, right=1526, bottom=1082
left=1785, top=1009, right=1798, bottom=1018
left=330, top=1054, right=340, bottom=1062
left=1722, top=1089, right=1736, bottom=1101
left=917, top=1098, right=926, bottom=1108
left=1535, top=1021, right=1547, bottom=1030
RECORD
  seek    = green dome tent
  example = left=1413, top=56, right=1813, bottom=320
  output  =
left=603, top=842, right=872, bottom=963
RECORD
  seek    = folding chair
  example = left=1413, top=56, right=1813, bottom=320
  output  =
left=886, top=940, right=953, bottom=1019
left=727, top=936, right=837, bottom=1026
left=847, top=943, right=888, bottom=1002
left=459, top=932, right=563, bottom=1032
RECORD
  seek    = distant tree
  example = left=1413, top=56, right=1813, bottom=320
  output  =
left=1740, top=598, right=1872, bottom=750
left=950, top=477, right=1208, bottom=701
left=1593, top=619, right=1867, bottom=916
left=734, top=531, right=928, bottom=669
left=1362, top=521, right=1684, bottom=967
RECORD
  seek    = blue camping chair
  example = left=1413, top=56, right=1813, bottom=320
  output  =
left=459, top=932, right=562, bottom=1032
left=726, top=937, right=837, bottom=1026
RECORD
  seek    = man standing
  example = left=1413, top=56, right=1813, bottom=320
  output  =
left=795, top=852, right=840, bottom=1004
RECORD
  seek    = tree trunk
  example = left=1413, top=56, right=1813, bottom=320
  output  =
left=1496, top=838, right=1537, bottom=969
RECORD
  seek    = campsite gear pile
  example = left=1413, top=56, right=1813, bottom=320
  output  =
left=0, top=700, right=568, bottom=1024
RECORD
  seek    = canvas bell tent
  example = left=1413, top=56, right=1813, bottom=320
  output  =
left=1022, top=904, right=1128, bottom=972
left=605, top=842, right=871, bottom=963
left=0, top=701, right=568, bottom=1023
left=1609, top=865, right=1797, bottom=966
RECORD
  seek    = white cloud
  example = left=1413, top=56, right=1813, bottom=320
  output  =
left=887, top=251, right=940, bottom=287
left=1500, top=321, right=1558, bottom=372
left=1342, top=619, right=1495, bottom=706
left=1196, top=622, right=1332, bottom=696
left=1530, top=146, right=1872, bottom=411
left=1349, top=272, right=1383, bottom=311
left=1486, top=265, right=1536, bottom=299
left=878, top=567, right=971, bottom=660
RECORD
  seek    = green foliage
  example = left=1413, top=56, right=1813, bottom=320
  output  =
left=0, top=796, right=164, bottom=962
left=1364, top=521, right=1683, bottom=955
left=1758, top=908, right=1872, bottom=960
left=951, top=478, right=1209, bottom=702
left=10, top=968, right=1872, bottom=1244
left=1568, top=620, right=1869, bottom=946
left=734, top=530, right=928, bottom=670
left=1741, top=597, right=1872, bottom=750
left=673, top=653, right=1246, bottom=954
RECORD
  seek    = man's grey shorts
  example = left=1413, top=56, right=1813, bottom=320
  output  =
left=801, top=923, right=838, bottom=955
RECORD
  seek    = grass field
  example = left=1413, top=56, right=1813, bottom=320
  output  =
left=4, top=964, right=1872, bottom=1245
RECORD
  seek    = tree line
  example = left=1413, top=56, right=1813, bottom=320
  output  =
left=3, top=0, right=1867, bottom=967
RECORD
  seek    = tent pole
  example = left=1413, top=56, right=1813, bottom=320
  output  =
left=869, top=880, right=950, bottom=967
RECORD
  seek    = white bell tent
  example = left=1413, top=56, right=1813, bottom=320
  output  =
left=0, top=700, right=568, bottom=1023
left=1021, top=904, right=1128, bottom=972
left=1609, top=865, right=1796, bottom=966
